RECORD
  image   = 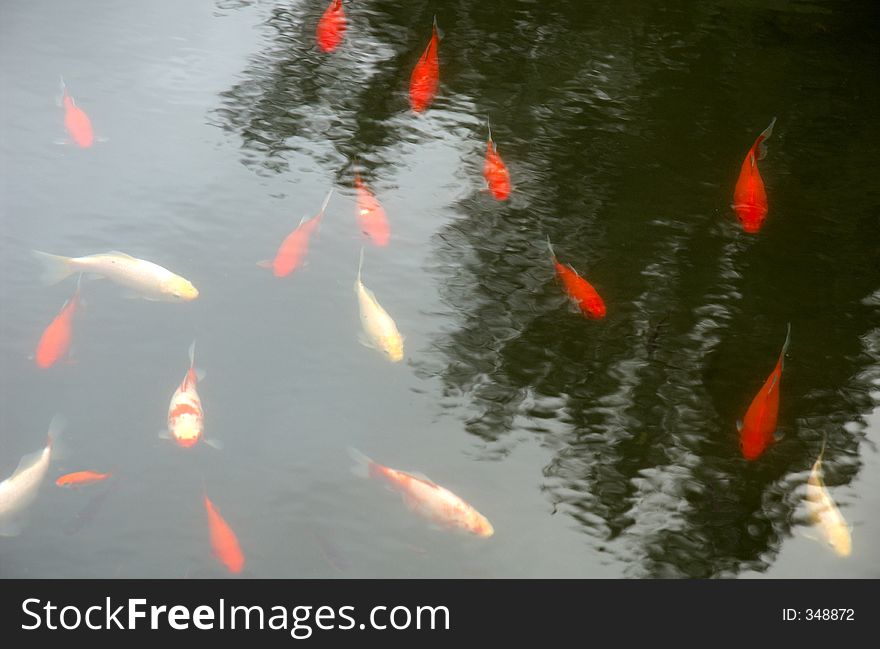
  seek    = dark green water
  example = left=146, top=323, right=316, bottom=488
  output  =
left=1, top=0, right=878, bottom=578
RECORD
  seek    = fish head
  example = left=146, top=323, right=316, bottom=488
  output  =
left=739, top=430, right=767, bottom=461
left=171, top=417, right=202, bottom=448
left=829, top=525, right=852, bottom=558
left=587, top=298, right=607, bottom=319
left=733, top=204, right=766, bottom=234
left=165, top=276, right=199, bottom=301
left=383, top=335, right=404, bottom=363
left=473, top=514, right=494, bottom=538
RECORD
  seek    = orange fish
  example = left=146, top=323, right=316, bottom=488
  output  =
left=35, top=275, right=81, bottom=369
left=354, top=170, right=390, bottom=246
left=409, top=17, right=442, bottom=112
left=483, top=119, right=511, bottom=201
left=165, top=341, right=205, bottom=448
left=349, top=448, right=494, bottom=538
left=547, top=238, right=606, bottom=319
left=60, top=77, right=94, bottom=148
left=204, top=494, right=245, bottom=574
left=732, top=117, right=776, bottom=233
left=262, top=189, right=333, bottom=278
left=316, top=0, right=346, bottom=53
left=55, top=471, right=111, bottom=488
left=739, top=323, right=791, bottom=460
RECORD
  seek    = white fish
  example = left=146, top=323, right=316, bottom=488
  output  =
left=805, top=438, right=852, bottom=557
left=355, top=249, right=404, bottom=362
left=349, top=448, right=494, bottom=538
left=33, top=250, right=198, bottom=302
left=0, top=417, right=63, bottom=536
left=166, top=341, right=205, bottom=448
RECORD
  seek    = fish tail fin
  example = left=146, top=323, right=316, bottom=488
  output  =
left=546, top=235, right=557, bottom=262
left=356, top=247, right=365, bottom=288
left=756, top=116, right=777, bottom=161
left=348, top=447, right=375, bottom=479
left=779, top=322, right=792, bottom=370
left=47, top=414, right=66, bottom=448
left=46, top=414, right=67, bottom=461
left=760, top=116, right=777, bottom=142
left=57, top=76, right=65, bottom=107
left=186, top=339, right=206, bottom=382
left=32, top=250, right=76, bottom=286
left=319, top=188, right=334, bottom=217
left=432, top=15, right=444, bottom=40
left=69, top=273, right=84, bottom=305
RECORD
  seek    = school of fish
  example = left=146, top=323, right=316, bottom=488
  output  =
left=5, top=4, right=860, bottom=577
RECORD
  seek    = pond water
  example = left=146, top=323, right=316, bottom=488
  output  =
left=1, top=0, right=878, bottom=578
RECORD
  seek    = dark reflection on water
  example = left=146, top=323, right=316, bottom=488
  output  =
left=0, top=0, right=876, bottom=579
left=208, top=1, right=880, bottom=576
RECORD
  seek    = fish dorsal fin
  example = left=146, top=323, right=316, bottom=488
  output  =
left=756, top=141, right=768, bottom=162
left=106, top=251, right=136, bottom=260
left=565, top=262, right=583, bottom=279
left=405, top=470, right=439, bottom=488
left=359, top=283, right=383, bottom=310
left=766, top=372, right=779, bottom=395
left=8, top=448, right=46, bottom=480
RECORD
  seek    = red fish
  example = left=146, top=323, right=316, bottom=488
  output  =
left=409, top=17, right=441, bottom=112
left=316, top=0, right=346, bottom=53
left=204, top=494, right=245, bottom=574
left=547, top=238, right=606, bottom=319
left=483, top=119, right=511, bottom=200
left=60, top=77, right=94, bottom=148
left=56, top=471, right=111, bottom=488
left=35, top=275, right=81, bottom=369
left=739, top=323, right=791, bottom=460
left=732, top=117, right=776, bottom=233
left=354, top=171, right=390, bottom=246
left=263, top=189, right=333, bottom=277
